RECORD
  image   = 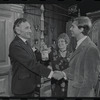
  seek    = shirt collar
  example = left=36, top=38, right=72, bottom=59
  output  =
left=18, top=36, right=27, bottom=43
left=76, top=36, right=87, bottom=49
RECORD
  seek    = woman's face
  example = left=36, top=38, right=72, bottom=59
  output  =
left=58, top=38, right=67, bottom=49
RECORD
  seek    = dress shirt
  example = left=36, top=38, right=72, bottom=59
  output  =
left=18, top=36, right=27, bottom=43
left=75, top=36, right=87, bottom=49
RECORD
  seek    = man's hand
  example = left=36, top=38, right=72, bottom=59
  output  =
left=52, top=71, right=64, bottom=80
left=47, top=65, right=53, bottom=71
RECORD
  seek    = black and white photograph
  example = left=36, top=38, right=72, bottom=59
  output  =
left=0, top=0, right=100, bottom=99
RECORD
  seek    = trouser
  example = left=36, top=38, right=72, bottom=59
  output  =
left=14, top=91, right=35, bottom=97
left=13, top=87, right=40, bottom=97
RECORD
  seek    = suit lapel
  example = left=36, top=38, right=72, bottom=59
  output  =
left=69, top=37, right=91, bottom=61
left=15, top=36, right=34, bottom=58
left=70, top=45, right=83, bottom=61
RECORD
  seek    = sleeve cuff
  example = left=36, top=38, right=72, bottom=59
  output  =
left=62, top=71, right=67, bottom=80
left=48, top=71, right=54, bottom=79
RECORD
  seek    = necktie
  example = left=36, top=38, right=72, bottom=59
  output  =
left=25, top=41, right=29, bottom=46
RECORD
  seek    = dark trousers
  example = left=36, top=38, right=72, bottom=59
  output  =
left=13, top=87, right=40, bottom=97
left=14, top=91, right=35, bottom=97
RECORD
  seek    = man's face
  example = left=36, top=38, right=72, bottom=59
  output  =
left=16, top=21, right=32, bottom=39
left=70, top=21, right=82, bottom=38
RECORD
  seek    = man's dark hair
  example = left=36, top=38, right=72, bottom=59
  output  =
left=73, top=16, right=92, bottom=36
left=13, top=18, right=27, bottom=35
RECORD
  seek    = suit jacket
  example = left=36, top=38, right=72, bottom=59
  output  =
left=64, top=36, right=100, bottom=97
left=9, top=36, right=51, bottom=95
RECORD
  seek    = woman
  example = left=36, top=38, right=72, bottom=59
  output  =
left=50, top=33, right=70, bottom=97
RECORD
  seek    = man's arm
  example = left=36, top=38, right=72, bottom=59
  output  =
left=9, top=44, right=52, bottom=78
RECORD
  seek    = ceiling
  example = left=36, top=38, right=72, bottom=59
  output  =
left=57, top=0, right=100, bottom=16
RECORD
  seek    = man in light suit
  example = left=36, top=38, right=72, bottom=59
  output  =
left=56, top=16, right=100, bottom=97
left=66, top=16, right=100, bottom=97
left=9, top=18, right=62, bottom=97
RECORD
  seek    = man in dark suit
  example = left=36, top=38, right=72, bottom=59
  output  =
left=9, top=18, right=59, bottom=97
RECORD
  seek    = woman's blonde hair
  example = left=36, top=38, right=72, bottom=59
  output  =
left=58, top=33, right=70, bottom=44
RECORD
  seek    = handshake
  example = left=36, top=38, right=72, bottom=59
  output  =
left=52, top=71, right=66, bottom=80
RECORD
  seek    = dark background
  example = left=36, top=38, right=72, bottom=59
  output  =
left=1, top=0, right=100, bottom=16
left=57, top=0, right=100, bottom=16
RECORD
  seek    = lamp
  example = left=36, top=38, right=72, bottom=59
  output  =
left=40, top=4, right=44, bottom=40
